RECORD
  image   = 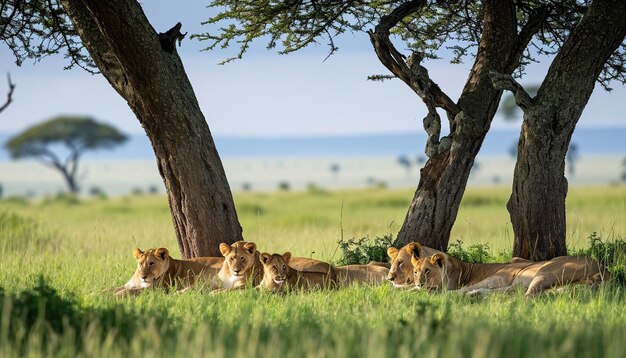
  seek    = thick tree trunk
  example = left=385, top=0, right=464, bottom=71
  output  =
left=509, top=0, right=626, bottom=260
left=394, top=0, right=522, bottom=250
left=60, top=0, right=243, bottom=257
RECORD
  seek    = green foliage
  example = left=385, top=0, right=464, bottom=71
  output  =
left=5, top=116, right=127, bottom=159
left=572, top=232, right=626, bottom=285
left=336, top=235, right=393, bottom=265
left=447, top=239, right=494, bottom=263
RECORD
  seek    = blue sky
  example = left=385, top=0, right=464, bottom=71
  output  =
left=0, top=1, right=624, bottom=137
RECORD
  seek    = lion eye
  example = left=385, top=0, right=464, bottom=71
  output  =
left=425, top=268, right=430, bottom=275
left=241, top=256, right=245, bottom=261
left=230, top=257, right=234, bottom=261
left=282, top=265, right=286, bottom=270
left=398, top=261, right=403, bottom=267
left=149, top=262, right=154, bottom=266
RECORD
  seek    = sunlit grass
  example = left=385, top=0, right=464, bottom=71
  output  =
left=0, top=186, right=625, bottom=356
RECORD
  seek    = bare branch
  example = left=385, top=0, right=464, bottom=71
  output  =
left=367, top=0, right=460, bottom=158
left=0, top=74, right=16, bottom=114
left=488, top=71, right=534, bottom=111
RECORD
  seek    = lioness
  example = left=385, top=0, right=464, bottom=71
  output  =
left=412, top=252, right=609, bottom=296
left=217, top=241, right=337, bottom=290
left=335, top=263, right=390, bottom=286
left=258, top=252, right=337, bottom=292
left=387, top=242, right=443, bottom=287
left=111, top=247, right=219, bottom=296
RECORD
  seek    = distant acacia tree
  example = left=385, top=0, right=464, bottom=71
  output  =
left=329, top=163, right=340, bottom=179
left=5, top=116, right=127, bottom=194
left=397, top=155, right=412, bottom=178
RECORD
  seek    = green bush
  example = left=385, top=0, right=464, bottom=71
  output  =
left=336, top=235, right=393, bottom=265
left=572, top=232, right=626, bottom=285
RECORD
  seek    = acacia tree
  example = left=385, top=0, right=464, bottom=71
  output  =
left=199, top=1, right=625, bottom=254
left=1, top=0, right=243, bottom=257
left=490, top=0, right=626, bottom=259
left=5, top=116, right=127, bottom=194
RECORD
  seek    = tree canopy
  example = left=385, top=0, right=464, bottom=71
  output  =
left=197, top=0, right=625, bottom=89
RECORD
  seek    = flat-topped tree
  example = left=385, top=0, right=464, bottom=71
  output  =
left=5, top=116, right=127, bottom=194
left=1, top=0, right=244, bottom=257
left=198, top=0, right=626, bottom=259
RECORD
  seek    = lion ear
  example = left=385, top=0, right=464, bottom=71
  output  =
left=260, top=253, right=271, bottom=265
left=282, top=252, right=292, bottom=264
left=155, top=247, right=169, bottom=260
left=387, top=247, right=398, bottom=260
left=244, top=242, right=257, bottom=255
left=410, top=255, right=421, bottom=268
left=133, top=248, right=143, bottom=259
left=219, top=243, right=231, bottom=257
left=430, top=253, right=445, bottom=268
left=405, top=242, right=422, bottom=259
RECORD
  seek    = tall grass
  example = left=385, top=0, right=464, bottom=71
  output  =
left=0, top=186, right=625, bottom=357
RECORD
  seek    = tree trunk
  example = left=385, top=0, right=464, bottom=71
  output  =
left=59, top=0, right=243, bottom=257
left=394, top=0, right=523, bottom=250
left=509, top=0, right=626, bottom=260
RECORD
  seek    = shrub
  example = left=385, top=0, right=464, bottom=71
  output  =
left=278, top=181, right=290, bottom=191
left=336, top=235, right=393, bottom=265
left=572, top=232, right=626, bottom=285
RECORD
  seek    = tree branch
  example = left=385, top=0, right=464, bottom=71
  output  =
left=367, top=0, right=460, bottom=157
left=0, top=74, right=15, bottom=114
left=505, top=4, right=552, bottom=74
left=158, top=22, right=187, bottom=53
left=488, top=71, right=534, bottom=111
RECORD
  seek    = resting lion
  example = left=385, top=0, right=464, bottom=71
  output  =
left=110, top=247, right=219, bottom=296
left=386, top=242, right=443, bottom=287
left=215, top=241, right=337, bottom=291
left=412, top=251, right=609, bottom=296
left=335, top=263, right=390, bottom=286
left=257, top=252, right=337, bottom=292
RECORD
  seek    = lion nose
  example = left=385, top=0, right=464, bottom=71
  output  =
left=386, top=274, right=395, bottom=282
left=141, top=275, right=148, bottom=280
left=233, top=269, right=241, bottom=274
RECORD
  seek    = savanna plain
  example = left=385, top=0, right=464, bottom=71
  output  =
left=1, top=186, right=625, bottom=357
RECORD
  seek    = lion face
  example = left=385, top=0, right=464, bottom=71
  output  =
left=133, top=247, right=171, bottom=288
left=387, top=243, right=422, bottom=287
left=260, top=252, right=291, bottom=286
left=219, top=241, right=258, bottom=278
left=413, top=253, right=446, bottom=290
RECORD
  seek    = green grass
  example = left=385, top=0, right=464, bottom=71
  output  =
left=1, top=186, right=626, bottom=357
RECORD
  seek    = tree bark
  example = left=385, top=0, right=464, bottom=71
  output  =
left=508, top=0, right=626, bottom=260
left=59, top=0, right=243, bottom=257
left=390, top=0, right=535, bottom=250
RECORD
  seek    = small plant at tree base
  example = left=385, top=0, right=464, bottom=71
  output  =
left=89, top=186, right=108, bottom=199
left=447, top=240, right=497, bottom=263
left=336, top=235, right=393, bottom=265
left=571, top=232, right=626, bottom=285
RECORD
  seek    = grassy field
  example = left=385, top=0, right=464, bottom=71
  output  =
left=0, top=186, right=625, bottom=357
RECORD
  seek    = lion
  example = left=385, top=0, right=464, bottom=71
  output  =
left=386, top=242, right=443, bottom=287
left=412, top=251, right=609, bottom=296
left=257, top=252, right=337, bottom=292
left=110, top=247, right=219, bottom=296
left=216, top=241, right=338, bottom=291
left=335, top=263, right=390, bottom=286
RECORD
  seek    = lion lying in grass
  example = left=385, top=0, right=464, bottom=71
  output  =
left=110, top=247, right=219, bottom=296
left=257, top=252, right=338, bottom=292
left=411, top=248, right=609, bottom=296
